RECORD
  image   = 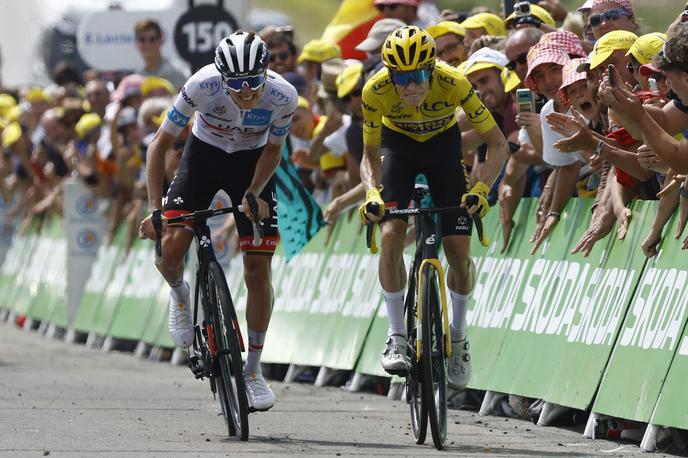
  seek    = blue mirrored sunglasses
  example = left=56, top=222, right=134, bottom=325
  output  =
left=224, top=74, right=266, bottom=92
left=589, top=9, right=629, bottom=28
left=390, top=68, right=431, bottom=86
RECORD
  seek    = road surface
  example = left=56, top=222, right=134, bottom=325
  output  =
left=0, top=323, right=651, bottom=457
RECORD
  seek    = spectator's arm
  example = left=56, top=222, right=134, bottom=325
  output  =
left=498, top=157, right=528, bottom=253
left=597, top=141, right=655, bottom=181
left=474, top=124, right=509, bottom=188
left=512, top=142, right=544, bottom=164
left=643, top=169, right=679, bottom=257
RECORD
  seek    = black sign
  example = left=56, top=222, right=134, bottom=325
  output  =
left=174, top=1, right=239, bottom=72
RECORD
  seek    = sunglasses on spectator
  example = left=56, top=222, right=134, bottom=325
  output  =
left=270, top=51, right=291, bottom=62
left=224, top=74, right=266, bottom=92
left=589, top=9, right=630, bottom=28
left=136, top=35, right=160, bottom=43
left=437, top=41, right=463, bottom=57
left=506, top=52, right=528, bottom=70
left=626, top=58, right=640, bottom=73
left=376, top=3, right=400, bottom=12
left=390, top=67, right=431, bottom=86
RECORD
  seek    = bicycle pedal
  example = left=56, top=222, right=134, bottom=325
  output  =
left=187, top=355, right=206, bottom=379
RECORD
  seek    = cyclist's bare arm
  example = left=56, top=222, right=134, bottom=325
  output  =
left=360, top=143, right=382, bottom=192
left=140, top=129, right=176, bottom=240
left=474, top=124, right=508, bottom=188
left=243, top=141, right=283, bottom=221
left=146, top=129, right=177, bottom=211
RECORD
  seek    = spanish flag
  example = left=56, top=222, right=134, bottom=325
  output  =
left=321, top=0, right=381, bottom=60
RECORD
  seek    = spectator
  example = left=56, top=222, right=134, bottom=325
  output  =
left=374, top=0, right=430, bottom=28
left=267, top=34, right=298, bottom=75
left=577, top=0, right=596, bottom=42
left=588, top=0, right=638, bottom=40
left=85, top=80, right=110, bottom=119
left=297, top=39, right=341, bottom=104
left=586, top=30, right=638, bottom=86
left=133, top=19, right=188, bottom=89
left=427, top=21, right=469, bottom=67
left=460, top=12, right=507, bottom=51
left=355, top=18, right=406, bottom=78
left=504, top=4, right=557, bottom=32
left=625, top=33, right=668, bottom=89
left=140, top=76, right=175, bottom=99
left=505, top=28, right=545, bottom=82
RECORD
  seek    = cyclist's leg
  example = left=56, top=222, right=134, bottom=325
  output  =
left=161, top=134, right=225, bottom=347
left=223, top=147, right=278, bottom=408
left=378, top=129, right=417, bottom=372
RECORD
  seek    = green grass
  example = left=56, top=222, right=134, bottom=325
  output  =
left=254, top=0, right=684, bottom=47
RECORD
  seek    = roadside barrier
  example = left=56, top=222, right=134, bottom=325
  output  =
left=2, top=194, right=688, bottom=448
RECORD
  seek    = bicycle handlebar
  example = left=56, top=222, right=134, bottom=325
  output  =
left=364, top=201, right=489, bottom=253
left=151, top=201, right=265, bottom=255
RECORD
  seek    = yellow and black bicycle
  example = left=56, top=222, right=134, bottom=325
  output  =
left=366, top=184, right=486, bottom=450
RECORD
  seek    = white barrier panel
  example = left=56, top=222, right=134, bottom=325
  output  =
left=64, top=178, right=107, bottom=327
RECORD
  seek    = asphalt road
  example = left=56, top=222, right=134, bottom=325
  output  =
left=0, top=323, right=654, bottom=457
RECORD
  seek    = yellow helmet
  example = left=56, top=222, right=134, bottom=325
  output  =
left=381, top=26, right=436, bottom=71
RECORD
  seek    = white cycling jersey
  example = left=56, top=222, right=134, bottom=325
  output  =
left=161, top=64, right=298, bottom=153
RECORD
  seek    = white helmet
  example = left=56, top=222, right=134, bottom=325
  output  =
left=214, top=31, right=270, bottom=80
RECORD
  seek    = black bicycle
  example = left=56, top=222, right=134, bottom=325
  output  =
left=366, top=184, right=487, bottom=450
left=152, top=194, right=264, bottom=441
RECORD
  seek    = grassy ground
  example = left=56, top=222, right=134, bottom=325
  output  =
left=254, top=0, right=684, bottom=45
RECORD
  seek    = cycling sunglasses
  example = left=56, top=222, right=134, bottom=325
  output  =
left=589, top=9, right=630, bottom=28
left=390, top=67, right=432, bottom=86
left=224, top=74, right=266, bottom=92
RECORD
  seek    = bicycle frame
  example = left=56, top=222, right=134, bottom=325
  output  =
left=407, top=188, right=452, bottom=362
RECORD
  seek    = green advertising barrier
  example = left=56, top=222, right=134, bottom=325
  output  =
left=89, top=229, right=136, bottom=337
left=593, top=207, right=688, bottom=422
left=0, top=232, right=31, bottom=312
left=27, top=218, right=67, bottom=325
left=107, top=242, right=165, bottom=341
left=140, top=280, right=169, bottom=346
left=469, top=198, right=649, bottom=410
left=13, top=226, right=54, bottom=319
left=651, top=315, right=688, bottom=430
left=72, top=231, right=124, bottom=334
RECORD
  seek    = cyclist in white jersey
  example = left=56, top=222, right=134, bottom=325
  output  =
left=139, top=31, right=298, bottom=411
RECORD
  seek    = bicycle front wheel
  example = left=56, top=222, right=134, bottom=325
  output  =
left=420, top=264, right=448, bottom=450
left=208, top=261, right=250, bottom=441
left=406, top=275, right=427, bottom=444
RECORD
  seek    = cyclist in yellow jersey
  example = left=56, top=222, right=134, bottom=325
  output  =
left=359, top=26, right=508, bottom=389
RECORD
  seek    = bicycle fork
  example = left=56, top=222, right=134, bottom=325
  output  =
left=415, top=259, right=452, bottom=361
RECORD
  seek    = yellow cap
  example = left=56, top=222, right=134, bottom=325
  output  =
left=75, top=113, right=102, bottom=139
left=0, top=93, right=17, bottom=119
left=501, top=67, right=521, bottom=92
left=461, top=13, right=506, bottom=37
left=505, top=4, right=555, bottom=29
left=141, top=76, right=175, bottom=96
left=336, top=62, right=363, bottom=98
left=319, top=152, right=346, bottom=171
left=297, top=96, right=310, bottom=110
left=2, top=122, right=22, bottom=149
left=6, top=105, right=21, bottom=123
left=626, top=32, right=667, bottom=65
left=589, top=30, right=638, bottom=70
left=298, top=39, right=341, bottom=64
left=426, top=21, right=466, bottom=40
left=25, top=87, right=51, bottom=104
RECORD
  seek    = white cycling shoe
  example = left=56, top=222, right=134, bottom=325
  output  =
left=447, top=338, right=471, bottom=390
left=168, top=281, right=194, bottom=348
left=244, top=372, right=276, bottom=412
left=381, top=334, right=408, bottom=375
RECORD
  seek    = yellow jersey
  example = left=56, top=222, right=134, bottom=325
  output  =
left=361, top=60, right=497, bottom=144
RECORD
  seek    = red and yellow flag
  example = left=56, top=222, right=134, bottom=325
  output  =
left=321, top=0, right=381, bottom=60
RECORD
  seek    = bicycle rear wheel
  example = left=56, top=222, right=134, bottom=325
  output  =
left=208, top=261, right=250, bottom=441
left=406, top=277, right=427, bottom=445
left=421, top=264, right=447, bottom=450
